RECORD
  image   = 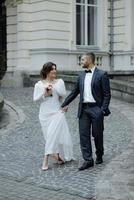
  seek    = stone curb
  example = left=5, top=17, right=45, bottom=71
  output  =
left=0, top=100, right=25, bottom=134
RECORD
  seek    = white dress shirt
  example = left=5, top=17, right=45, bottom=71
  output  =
left=83, top=66, right=96, bottom=103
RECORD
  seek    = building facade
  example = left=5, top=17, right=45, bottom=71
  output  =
left=1, top=0, right=134, bottom=87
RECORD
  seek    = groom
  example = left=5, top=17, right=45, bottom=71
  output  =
left=61, top=52, right=111, bottom=170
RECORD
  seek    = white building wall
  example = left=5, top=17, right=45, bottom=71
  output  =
left=113, top=0, right=125, bottom=51
left=16, top=2, right=31, bottom=71
left=30, top=0, right=71, bottom=49
left=5, top=0, right=111, bottom=76
left=132, top=1, right=134, bottom=49
left=3, top=0, right=134, bottom=87
left=3, top=1, right=32, bottom=86
left=112, top=0, right=134, bottom=71
left=30, top=0, right=74, bottom=71
left=6, top=6, right=17, bottom=72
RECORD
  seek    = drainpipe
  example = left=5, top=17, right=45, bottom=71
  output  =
left=109, top=0, right=114, bottom=71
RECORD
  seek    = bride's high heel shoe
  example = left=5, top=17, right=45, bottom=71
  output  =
left=42, top=156, right=49, bottom=171
left=42, top=166, right=48, bottom=171
left=52, top=154, right=65, bottom=165
left=57, top=155, right=65, bottom=165
left=42, top=162, right=49, bottom=171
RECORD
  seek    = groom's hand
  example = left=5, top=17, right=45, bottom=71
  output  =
left=61, top=106, right=68, bottom=113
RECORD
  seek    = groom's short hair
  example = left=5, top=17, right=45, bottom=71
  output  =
left=84, top=52, right=95, bottom=64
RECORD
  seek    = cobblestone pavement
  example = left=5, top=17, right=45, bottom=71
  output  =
left=0, top=87, right=134, bottom=200
left=96, top=99, right=134, bottom=200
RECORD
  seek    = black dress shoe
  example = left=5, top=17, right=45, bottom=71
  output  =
left=78, top=160, right=94, bottom=171
left=95, top=157, right=103, bottom=164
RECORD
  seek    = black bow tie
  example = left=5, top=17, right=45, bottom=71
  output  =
left=85, top=69, right=92, bottom=73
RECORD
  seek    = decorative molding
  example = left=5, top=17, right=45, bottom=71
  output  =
left=77, top=55, right=103, bottom=67
left=5, top=0, right=30, bottom=7
left=113, top=50, right=134, bottom=55
left=130, top=56, right=134, bottom=66
left=30, top=48, right=109, bottom=56
left=6, top=0, right=22, bottom=7
left=96, top=56, right=102, bottom=66
left=77, top=55, right=81, bottom=66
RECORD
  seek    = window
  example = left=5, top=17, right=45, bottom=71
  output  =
left=76, top=0, right=98, bottom=46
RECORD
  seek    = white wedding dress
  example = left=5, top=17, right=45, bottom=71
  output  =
left=33, top=79, right=74, bottom=161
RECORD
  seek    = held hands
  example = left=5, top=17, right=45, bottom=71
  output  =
left=44, top=85, right=53, bottom=97
left=61, top=106, right=69, bottom=113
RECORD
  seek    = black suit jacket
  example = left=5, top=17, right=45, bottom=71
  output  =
left=61, top=67, right=111, bottom=118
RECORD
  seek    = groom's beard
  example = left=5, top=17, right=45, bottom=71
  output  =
left=82, top=65, right=88, bottom=69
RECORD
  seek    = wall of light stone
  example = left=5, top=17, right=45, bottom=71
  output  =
left=2, top=0, right=134, bottom=87
left=110, top=0, right=134, bottom=70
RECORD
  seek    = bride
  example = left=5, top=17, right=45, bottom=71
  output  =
left=33, top=62, right=74, bottom=170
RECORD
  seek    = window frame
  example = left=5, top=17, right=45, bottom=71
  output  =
left=76, top=0, right=99, bottom=48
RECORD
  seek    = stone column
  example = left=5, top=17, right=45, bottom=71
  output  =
left=14, top=0, right=31, bottom=87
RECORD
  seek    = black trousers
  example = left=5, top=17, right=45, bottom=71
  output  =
left=79, top=104, right=104, bottom=161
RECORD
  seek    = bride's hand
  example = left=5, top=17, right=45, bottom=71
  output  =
left=61, top=106, right=68, bottom=113
left=44, top=85, right=53, bottom=97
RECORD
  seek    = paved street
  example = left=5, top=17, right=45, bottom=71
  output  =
left=0, top=87, right=134, bottom=200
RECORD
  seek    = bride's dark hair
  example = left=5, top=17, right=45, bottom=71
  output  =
left=40, top=62, right=57, bottom=79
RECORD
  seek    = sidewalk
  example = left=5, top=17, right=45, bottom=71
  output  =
left=0, top=87, right=134, bottom=200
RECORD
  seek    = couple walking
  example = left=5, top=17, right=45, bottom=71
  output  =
left=33, top=52, right=111, bottom=171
